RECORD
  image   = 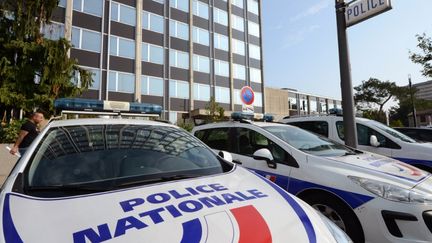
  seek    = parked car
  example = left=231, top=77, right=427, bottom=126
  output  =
left=394, top=127, right=432, bottom=143
left=281, top=115, right=432, bottom=172
left=193, top=114, right=432, bottom=243
left=0, top=118, right=350, bottom=243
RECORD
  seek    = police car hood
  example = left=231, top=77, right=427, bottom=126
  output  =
left=326, top=152, right=429, bottom=187
left=1, top=167, right=336, bottom=243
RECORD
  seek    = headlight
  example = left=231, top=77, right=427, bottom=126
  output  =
left=318, top=211, right=353, bottom=243
left=348, top=176, right=432, bottom=204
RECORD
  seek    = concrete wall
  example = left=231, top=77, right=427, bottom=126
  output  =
left=0, top=144, right=19, bottom=186
left=265, top=87, right=290, bottom=120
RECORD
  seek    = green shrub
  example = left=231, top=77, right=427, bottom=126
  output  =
left=0, top=119, right=26, bottom=144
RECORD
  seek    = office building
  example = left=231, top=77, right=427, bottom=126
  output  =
left=413, top=80, right=432, bottom=101
left=44, top=0, right=264, bottom=123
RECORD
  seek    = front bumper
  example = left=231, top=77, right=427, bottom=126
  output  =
left=355, top=198, right=432, bottom=243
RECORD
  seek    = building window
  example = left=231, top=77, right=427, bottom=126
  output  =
left=233, top=64, right=246, bottom=80
left=193, top=0, right=209, bottom=19
left=72, top=27, right=102, bottom=53
left=58, top=0, right=66, bottom=7
left=254, top=92, right=263, bottom=107
left=142, top=11, right=164, bottom=34
left=193, top=83, right=210, bottom=101
left=73, top=0, right=103, bottom=17
left=111, top=2, right=136, bottom=26
left=232, top=0, right=244, bottom=9
left=169, top=20, right=189, bottom=40
left=193, top=55, right=210, bottom=73
left=169, top=49, right=189, bottom=69
left=192, top=27, right=210, bottom=46
left=153, top=0, right=164, bottom=4
left=110, top=36, right=135, bottom=59
left=214, top=33, right=229, bottom=51
left=249, top=44, right=261, bottom=60
left=216, top=86, right=230, bottom=103
left=231, top=15, right=244, bottom=32
left=42, top=22, right=64, bottom=40
left=215, top=59, right=229, bottom=77
left=108, top=71, right=135, bottom=93
left=232, top=38, right=245, bottom=56
left=170, top=80, right=190, bottom=99
left=142, top=43, right=164, bottom=65
left=74, top=67, right=101, bottom=90
left=248, top=21, right=260, bottom=37
left=250, top=67, right=261, bottom=83
left=141, top=75, right=164, bottom=96
left=213, top=8, right=228, bottom=26
left=170, top=0, right=189, bottom=12
left=247, top=0, right=259, bottom=15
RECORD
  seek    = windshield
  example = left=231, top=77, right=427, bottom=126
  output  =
left=26, top=124, right=229, bottom=192
left=263, top=125, right=356, bottom=157
left=368, top=120, right=416, bottom=143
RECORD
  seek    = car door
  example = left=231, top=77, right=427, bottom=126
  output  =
left=231, top=126, right=293, bottom=189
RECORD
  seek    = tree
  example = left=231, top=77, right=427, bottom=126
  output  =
left=390, top=96, right=432, bottom=127
left=205, top=97, right=225, bottom=123
left=410, top=33, right=432, bottom=79
left=0, top=0, right=92, bottom=118
left=354, top=78, right=408, bottom=112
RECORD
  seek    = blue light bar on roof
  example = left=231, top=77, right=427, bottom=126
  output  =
left=231, top=112, right=254, bottom=121
left=54, top=98, right=162, bottom=115
left=263, top=114, right=274, bottom=122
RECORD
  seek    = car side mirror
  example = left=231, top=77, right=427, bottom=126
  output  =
left=370, top=135, right=380, bottom=147
left=253, top=148, right=276, bottom=169
left=218, top=151, right=233, bottom=162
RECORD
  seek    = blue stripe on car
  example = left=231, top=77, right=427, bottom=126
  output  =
left=253, top=170, right=374, bottom=209
left=394, top=158, right=432, bottom=168
left=2, top=194, right=23, bottom=243
left=180, top=218, right=202, bottom=243
left=254, top=172, right=317, bottom=243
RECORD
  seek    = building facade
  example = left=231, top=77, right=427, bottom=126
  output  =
left=413, top=80, right=432, bottom=101
left=46, top=0, right=264, bottom=123
left=265, top=87, right=342, bottom=121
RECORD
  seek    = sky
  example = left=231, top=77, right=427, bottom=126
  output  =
left=262, top=0, right=432, bottom=100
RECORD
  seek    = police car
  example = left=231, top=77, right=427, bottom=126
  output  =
left=0, top=116, right=350, bottom=242
left=281, top=115, right=432, bottom=172
left=192, top=113, right=432, bottom=243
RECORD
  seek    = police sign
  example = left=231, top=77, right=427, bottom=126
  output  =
left=345, top=0, right=392, bottom=27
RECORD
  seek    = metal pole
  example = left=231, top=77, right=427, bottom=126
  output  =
left=335, top=0, right=358, bottom=148
left=408, top=74, right=417, bottom=127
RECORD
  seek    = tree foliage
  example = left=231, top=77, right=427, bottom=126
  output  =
left=0, top=0, right=92, bottom=117
left=205, top=97, right=225, bottom=123
left=410, top=33, right=432, bottom=79
left=354, top=78, right=408, bottom=112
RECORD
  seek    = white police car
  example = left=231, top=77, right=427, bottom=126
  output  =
left=192, top=114, right=432, bottom=243
left=281, top=115, right=432, bottom=172
left=0, top=118, right=350, bottom=243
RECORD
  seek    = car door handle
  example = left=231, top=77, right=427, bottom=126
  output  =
left=232, top=159, right=242, bottom=165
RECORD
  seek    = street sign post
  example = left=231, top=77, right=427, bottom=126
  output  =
left=346, top=0, right=392, bottom=27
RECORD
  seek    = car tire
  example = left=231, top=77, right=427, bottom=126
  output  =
left=301, top=192, right=365, bottom=243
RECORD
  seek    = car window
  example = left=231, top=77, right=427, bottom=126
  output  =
left=368, top=120, right=416, bottom=143
left=289, top=121, right=329, bottom=137
left=336, top=121, right=400, bottom=149
left=264, top=125, right=354, bottom=157
left=234, top=128, right=289, bottom=164
left=195, top=127, right=231, bottom=152
left=26, top=125, right=228, bottom=191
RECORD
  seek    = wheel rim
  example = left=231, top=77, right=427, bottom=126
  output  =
left=312, top=204, right=347, bottom=232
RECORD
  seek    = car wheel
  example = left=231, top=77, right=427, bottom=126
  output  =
left=301, top=192, right=365, bottom=243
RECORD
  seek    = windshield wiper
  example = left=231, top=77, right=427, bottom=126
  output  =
left=26, top=184, right=113, bottom=192
left=118, top=174, right=201, bottom=187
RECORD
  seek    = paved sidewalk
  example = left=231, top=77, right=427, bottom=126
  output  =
left=0, top=144, right=19, bottom=186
